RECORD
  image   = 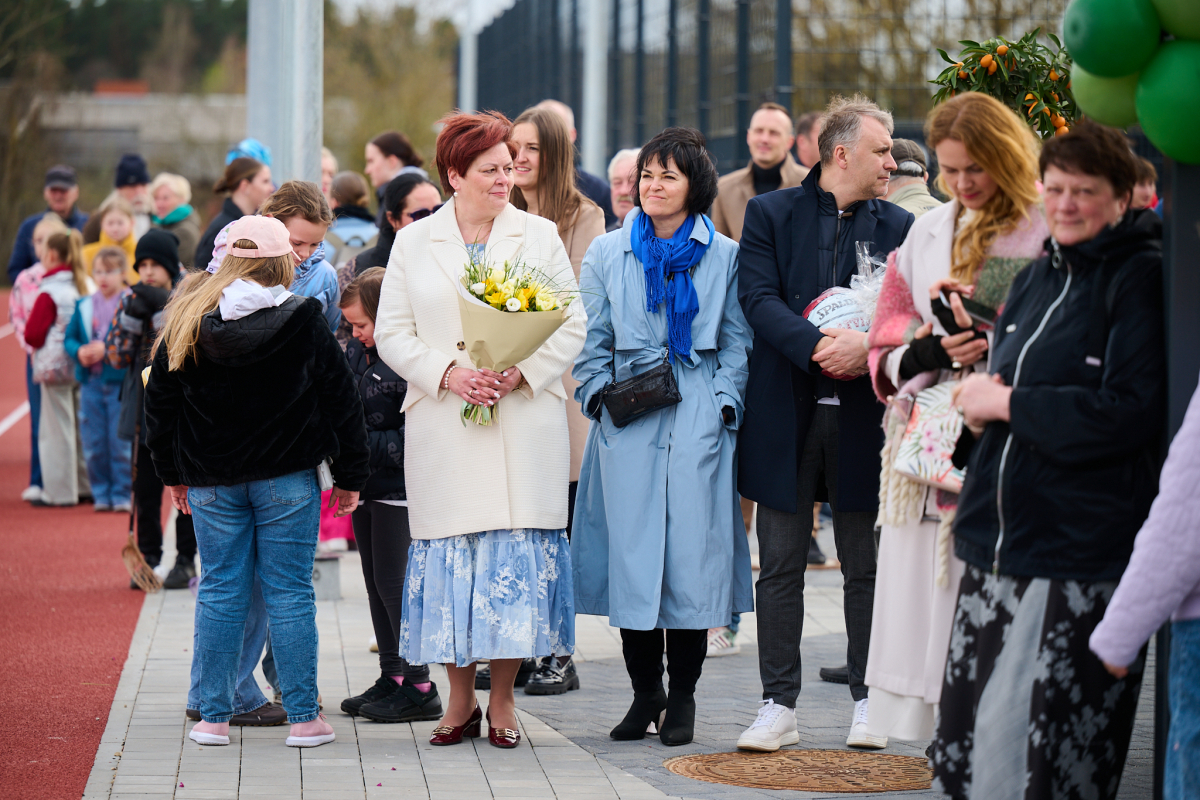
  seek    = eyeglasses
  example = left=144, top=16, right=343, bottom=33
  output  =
left=409, top=207, right=434, bottom=221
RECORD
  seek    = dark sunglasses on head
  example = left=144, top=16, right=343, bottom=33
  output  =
left=409, top=208, right=433, bottom=221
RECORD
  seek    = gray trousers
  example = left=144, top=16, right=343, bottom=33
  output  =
left=755, top=405, right=878, bottom=705
left=38, top=382, right=89, bottom=505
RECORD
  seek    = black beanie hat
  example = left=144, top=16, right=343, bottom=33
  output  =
left=115, top=154, right=151, bottom=188
left=135, top=229, right=182, bottom=284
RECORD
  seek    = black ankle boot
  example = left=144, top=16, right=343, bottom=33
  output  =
left=658, top=692, right=695, bottom=746
left=609, top=689, right=668, bottom=740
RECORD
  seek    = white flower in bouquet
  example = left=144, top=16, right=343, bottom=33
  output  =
left=505, top=298, right=521, bottom=312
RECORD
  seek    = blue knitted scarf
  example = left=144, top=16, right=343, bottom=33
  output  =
left=630, top=211, right=712, bottom=362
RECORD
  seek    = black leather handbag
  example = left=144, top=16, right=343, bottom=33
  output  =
left=601, top=357, right=682, bottom=428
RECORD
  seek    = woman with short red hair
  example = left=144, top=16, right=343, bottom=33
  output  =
left=373, top=111, right=587, bottom=749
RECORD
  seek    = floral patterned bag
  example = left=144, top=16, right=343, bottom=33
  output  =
left=892, top=381, right=965, bottom=493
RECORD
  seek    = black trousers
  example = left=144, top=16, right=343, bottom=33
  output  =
left=134, top=442, right=195, bottom=566
left=620, top=628, right=707, bottom=695
left=350, top=501, right=429, bottom=680
left=755, top=405, right=878, bottom=704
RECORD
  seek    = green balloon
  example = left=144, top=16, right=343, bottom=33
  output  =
left=1064, top=0, right=1162, bottom=78
left=1150, top=0, right=1200, bottom=40
left=1074, top=67, right=1141, bottom=126
left=1137, top=40, right=1200, bottom=164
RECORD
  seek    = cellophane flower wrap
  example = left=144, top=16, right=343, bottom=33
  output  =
left=802, top=241, right=888, bottom=379
left=456, top=247, right=576, bottom=426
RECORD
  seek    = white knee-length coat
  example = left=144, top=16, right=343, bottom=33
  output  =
left=374, top=199, right=587, bottom=541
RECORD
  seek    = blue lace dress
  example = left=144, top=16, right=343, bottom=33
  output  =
left=397, top=244, right=575, bottom=667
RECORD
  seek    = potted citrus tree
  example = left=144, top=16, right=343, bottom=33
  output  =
left=930, top=28, right=1076, bottom=138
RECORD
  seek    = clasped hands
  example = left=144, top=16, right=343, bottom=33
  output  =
left=76, top=341, right=106, bottom=368
left=166, top=484, right=360, bottom=517
left=446, top=364, right=523, bottom=407
left=812, top=329, right=869, bottom=378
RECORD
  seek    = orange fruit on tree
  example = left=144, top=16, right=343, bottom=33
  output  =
left=959, top=69, right=968, bottom=79
left=1049, top=69, right=1060, bottom=81
left=988, top=62, right=998, bottom=74
left=1055, top=124, right=1071, bottom=136
left=1052, top=92, right=1060, bottom=101
left=981, top=54, right=994, bottom=68
left=1052, top=114, right=1067, bottom=128
left=997, top=44, right=1009, bottom=55
left=1025, top=92, right=1036, bottom=101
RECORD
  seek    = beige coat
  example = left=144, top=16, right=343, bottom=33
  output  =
left=710, top=158, right=808, bottom=242
left=374, top=199, right=588, bottom=540
left=558, top=201, right=606, bottom=481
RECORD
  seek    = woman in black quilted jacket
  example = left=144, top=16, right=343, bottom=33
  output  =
left=336, top=267, right=444, bottom=725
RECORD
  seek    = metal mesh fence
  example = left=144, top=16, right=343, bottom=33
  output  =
left=477, top=0, right=1162, bottom=177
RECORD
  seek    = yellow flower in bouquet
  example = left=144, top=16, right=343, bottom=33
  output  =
left=456, top=247, right=576, bottom=425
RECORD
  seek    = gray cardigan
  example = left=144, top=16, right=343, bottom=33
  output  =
left=1090, top=378, right=1200, bottom=668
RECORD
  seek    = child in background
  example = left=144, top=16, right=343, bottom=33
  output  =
left=24, top=230, right=91, bottom=507
left=257, top=180, right=350, bottom=551
left=105, top=229, right=196, bottom=588
left=66, top=247, right=132, bottom=513
left=82, top=197, right=139, bottom=284
left=337, top=268, right=442, bottom=723
left=258, top=180, right=341, bottom=329
left=1131, top=157, right=1160, bottom=214
left=10, top=213, right=71, bottom=503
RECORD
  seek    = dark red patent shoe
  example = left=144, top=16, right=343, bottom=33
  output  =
left=485, top=707, right=521, bottom=749
left=429, top=704, right=482, bottom=745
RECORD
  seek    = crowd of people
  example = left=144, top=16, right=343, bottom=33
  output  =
left=5, top=90, right=1194, bottom=800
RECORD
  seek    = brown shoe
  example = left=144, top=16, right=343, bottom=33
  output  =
left=231, top=702, right=287, bottom=726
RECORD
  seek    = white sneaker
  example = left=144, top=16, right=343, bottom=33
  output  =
left=318, top=538, right=348, bottom=553
left=368, top=635, right=378, bottom=653
left=737, top=699, right=800, bottom=751
left=706, top=627, right=741, bottom=657
left=21, top=485, right=41, bottom=502
left=846, top=698, right=887, bottom=749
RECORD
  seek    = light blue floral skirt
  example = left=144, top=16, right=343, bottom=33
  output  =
left=399, top=528, right=575, bottom=667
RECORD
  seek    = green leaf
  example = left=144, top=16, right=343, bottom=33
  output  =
left=937, top=48, right=954, bottom=65
left=1047, top=32, right=1061, bottom=49
left=959, top=39, right=981, bottom=48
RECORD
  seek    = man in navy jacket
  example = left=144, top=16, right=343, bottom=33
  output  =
left=735, top=95, right=913, bottom=753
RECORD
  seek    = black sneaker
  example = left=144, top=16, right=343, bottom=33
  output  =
left=474, top=657, right=539, bottom=690
left=163, top=558, right=196, bottom=589
left=359, top=681, right=443, bottom=723
left=807, top=538, right=827, bottom=565
left=341, top=675, right=401, bottom=717
left=524, top=656, right=580, bottom=695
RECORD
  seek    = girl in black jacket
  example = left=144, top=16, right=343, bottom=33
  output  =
left=932, top=121, right=1165, bottom=800
left=145, top=215, right=369, bottom=750
left=336, top=268, right=443, bottom=724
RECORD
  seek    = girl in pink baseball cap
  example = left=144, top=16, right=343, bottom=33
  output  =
left=145, top=212, right=370, bottom=750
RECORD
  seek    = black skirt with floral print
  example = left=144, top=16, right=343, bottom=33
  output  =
left=931, top=564, right=1145, bottom=800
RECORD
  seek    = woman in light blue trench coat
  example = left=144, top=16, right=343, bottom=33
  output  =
left=571, top=127, right=754, bottom=747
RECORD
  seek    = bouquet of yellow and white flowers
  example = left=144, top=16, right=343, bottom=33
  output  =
left=456, top=249, right=575, bottom=426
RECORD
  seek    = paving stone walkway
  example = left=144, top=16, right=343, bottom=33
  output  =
left=81, top=523, right=1155, bottom=800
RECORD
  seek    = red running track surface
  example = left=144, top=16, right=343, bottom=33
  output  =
left=0, top=291, right=146, bottom=799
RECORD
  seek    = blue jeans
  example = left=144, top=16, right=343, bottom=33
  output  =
left=78, top=381, right=131, bottom=507
left=26, top=356, right=41, bottom=488
left=187, top=576, right=271, bottom=716
left=189, top=470, right=321, bottom=723
left=1167, top=618, right=1200, bottom=800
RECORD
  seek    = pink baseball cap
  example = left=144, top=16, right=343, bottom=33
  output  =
left=225, top=216, right=292, bottom=258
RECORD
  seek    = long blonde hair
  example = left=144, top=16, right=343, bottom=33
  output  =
left=925, top=93, right=1041, bottom=284
left=509, top=107, right=597, bottom=238
left=44, top=230, right=88, bottom=294
left=155, top=241, right=295, bottom=371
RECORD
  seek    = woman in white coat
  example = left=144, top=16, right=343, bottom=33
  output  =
left=862, top=92, right=1047, bottom=743
left=374, top=111, right=587, bottom=750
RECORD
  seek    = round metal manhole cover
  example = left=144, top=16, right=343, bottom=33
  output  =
left=664, top=749, right=932, bottom=793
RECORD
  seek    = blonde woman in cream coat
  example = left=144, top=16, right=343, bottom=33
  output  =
left=373, top=111, right=586, bottom=749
